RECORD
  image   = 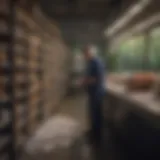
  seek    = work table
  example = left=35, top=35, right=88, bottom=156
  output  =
left=105, top=81, right=160, bottom=126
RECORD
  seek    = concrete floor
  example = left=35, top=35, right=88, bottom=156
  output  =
left=56, top=93, right=109, bottom=160
left=24, top=92, right=123, bottom=160
left=57, top=93, right=89, bottom=132
left=23, top=93, right=93, bottom=160
left=56, top=93, right=118, bottom=160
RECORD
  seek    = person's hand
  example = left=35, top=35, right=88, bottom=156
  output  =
left=79, top=77, right=96, bottom=86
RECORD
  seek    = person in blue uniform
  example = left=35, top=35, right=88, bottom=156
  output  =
left=81, top=45, right=105, bottom=147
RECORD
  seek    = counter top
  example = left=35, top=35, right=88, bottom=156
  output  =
left=106, top=81, right=160, bottom=121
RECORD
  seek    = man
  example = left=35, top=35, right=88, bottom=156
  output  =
left=81, top=45, right=105, bottom=147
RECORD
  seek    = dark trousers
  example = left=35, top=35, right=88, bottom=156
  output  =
left=88, top=93, right=103, bottom=146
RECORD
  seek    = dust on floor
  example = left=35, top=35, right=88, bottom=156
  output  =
left=57, top=94, right=89, bottom=131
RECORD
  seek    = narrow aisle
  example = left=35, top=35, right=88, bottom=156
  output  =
left=56, top=94, right=93, bottom=160
left=56, top=94, right=120, bottom=160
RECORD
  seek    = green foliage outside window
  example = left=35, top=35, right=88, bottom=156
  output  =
left=108, top=27, right=160, bottom=72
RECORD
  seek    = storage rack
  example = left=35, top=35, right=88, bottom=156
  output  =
left=0, top=2, right=70, bottom=159
left=37, top=40, right=44, bottom=122
left=0, top=0, right=16, bottom=160
left=28, top=35, right=42, bottom=134
left=16, top=9, right=44, bottom=135
left=14, top=11, right=29, bottom=149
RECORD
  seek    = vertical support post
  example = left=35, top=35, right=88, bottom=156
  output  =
left=65, top=40, right=75, bottom=95
left=7, top=0, right=16, bottom=159
left=38, top=37, right=44, bottom=122
left=98, top=39, right=106, bottom=58
left=102, top=19, right=111, bottom=71
left=142, top=30, right=151, bottom=71
left=104, top=37, right=110, bottom=70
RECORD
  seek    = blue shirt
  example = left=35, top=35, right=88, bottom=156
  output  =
left=86, top=57, right=105, bottom=96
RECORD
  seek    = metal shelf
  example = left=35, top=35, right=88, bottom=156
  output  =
left=0, top=1, right=17, bottom=160
left=0, top=34, right=10, bottom=42
left=0, top=124, right=11, bottom=135
left=1, top=1, right=68, bottom=159
left=0, top=100, right=11, bottom=109
left=0, top=137, right=11, bottom=154
left=0, top=14, right=8, bottom=20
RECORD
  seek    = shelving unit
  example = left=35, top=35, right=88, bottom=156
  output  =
left=27, top=35, right=42, bottom=134
left=0, top=0, right=16, bottom=160
left=0, top=1, right=70, bottom=159
left=13, top=16, right=29, bottom=151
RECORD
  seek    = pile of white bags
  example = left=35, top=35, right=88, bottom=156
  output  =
left=23, top=115, right=83, bottom=160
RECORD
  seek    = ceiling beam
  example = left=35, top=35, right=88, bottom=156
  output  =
left=111, top=0, right=160, bottom=38
left=105, top=0, right=151, bottom=38
left=110, top=13, right=160, bottom=51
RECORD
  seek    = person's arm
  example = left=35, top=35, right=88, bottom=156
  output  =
left=82, top=77, right=96, bottom=85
